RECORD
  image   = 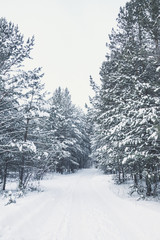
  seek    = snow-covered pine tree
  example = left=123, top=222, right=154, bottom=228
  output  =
left=48, top=87, right=91, bottom=173
left=0, top=18, right=37, bottom=190
left=15, top=69, right=48, bottom=189
left=0, top=18, right=47, bottom=190
left=90, top=0, right=160, bottom=196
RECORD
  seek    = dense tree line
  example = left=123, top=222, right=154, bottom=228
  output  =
left=89, top=0, right=160, bottom=197
left=0, top=18, right=91, bottom=191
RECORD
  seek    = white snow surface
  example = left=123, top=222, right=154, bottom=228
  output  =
left=0, top=168, right=160, bottom=240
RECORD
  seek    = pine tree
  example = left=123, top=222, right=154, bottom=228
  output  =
left=16, top=69, right=47, bottom=189
left=0, top=18, right=46, bottom=190
left=90, top=0, right=160, bottom=196
left=48, top=87, right=91, bottom=173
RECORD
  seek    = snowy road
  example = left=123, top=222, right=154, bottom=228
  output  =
left=0, top=168, right=160, bottom=240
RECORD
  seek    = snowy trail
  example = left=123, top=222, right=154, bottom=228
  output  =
left=0, top=169, right=160, bottom=240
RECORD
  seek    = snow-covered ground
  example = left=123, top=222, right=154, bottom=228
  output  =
left=0, top=168, right=160, bottom=240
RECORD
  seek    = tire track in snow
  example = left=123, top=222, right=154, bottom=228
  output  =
left=39, top=173, right=83, bottom=240
left=1, top=169, right=160, bottom=240
left=0, top=194, right=57, bottom=240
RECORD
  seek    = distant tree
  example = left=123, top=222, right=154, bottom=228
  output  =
left=48, top=87, right=91, bottom=173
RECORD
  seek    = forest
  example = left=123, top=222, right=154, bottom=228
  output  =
left=0, top=0, right=160, bottom=199
left=89, top=0, right=160, bottom=198
left=0, top=17, right=91, bottom=191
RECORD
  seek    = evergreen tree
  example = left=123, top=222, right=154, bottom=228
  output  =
left=48, top=87, right=91, bottom=173
left=0, top=18, right=46, bottom=190
left=90, top=0, right=160, bottom=196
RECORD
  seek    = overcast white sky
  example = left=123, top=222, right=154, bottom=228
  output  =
left=1, top=0, right=127, bottom=109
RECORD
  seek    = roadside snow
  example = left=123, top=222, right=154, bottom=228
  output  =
left=0, top=168, right=160, bottom=240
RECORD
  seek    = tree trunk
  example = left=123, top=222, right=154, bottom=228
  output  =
left=146, top=175, right=152, bottom=196
left=133, top=173, right=138, bottom=187
left=139, top=171, right=142, bottom=180
left=122, top=166, right=125, bottom=182
left=19, top=154, right=25, bottom=189
left=19, top=118, right=29, bottom=189
left=2, top=162, right=8, bottom=191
